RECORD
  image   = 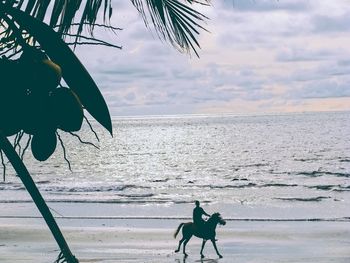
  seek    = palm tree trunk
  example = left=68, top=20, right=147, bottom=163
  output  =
left=0, top=132, right=78, bottom=263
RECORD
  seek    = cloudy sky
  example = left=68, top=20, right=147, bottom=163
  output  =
left=75, top=0, right=350, bottom=116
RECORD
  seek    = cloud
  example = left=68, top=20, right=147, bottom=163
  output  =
left=289, top=79, right=350, bottom=99
left=312, top=12, right=350, bottom=33
left=221, top=0, right=311, bottom=13
left=72, top=0, right=350, bottom=116
left=275, top=47, right=335, bottom=62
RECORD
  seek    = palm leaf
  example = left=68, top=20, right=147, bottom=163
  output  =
left=3, top=6, right=113, bottom=135
left=1, top=0, right=209, bottom=56
left=130, top=0, right=210, bottom=57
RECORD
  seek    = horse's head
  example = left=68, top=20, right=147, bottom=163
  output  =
left=211, top=212, right=226, bottom=226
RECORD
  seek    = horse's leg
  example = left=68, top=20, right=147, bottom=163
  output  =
left=183, top=235, right=192, bottom=258
left=175, top=236, right=185, bottom=253
left=200, top=239, right=207, bottom=259
left=211, top=239, right=222, bottom=258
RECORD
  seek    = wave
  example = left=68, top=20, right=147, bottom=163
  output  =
left=203, top=182, right=349, bottom=192
left=152, top=178, right=169, bottom=183
left=233, top=163, right=270, bottom=169
left=0, top=215, right=348, bottom=222
left=0, top=198, right=210, bottom=205
left=333, top=185, right=350, bottom=192
left=0, top=193, right=341, bottom=205
left=295, top=171, right=350, bottom=178
left=307, top=185, right=334, bottom=191
left=2, top=181, right=349, bottom=195
left=180, top=181, right=348, bottom=191
left=0, top=182, right=151, bottom=192
left=0, top=199, right=168, bottom=204
left=231, top=178, right=249, bottom=181
left=294, top=158, right=320, bottom=162
left=275, top=196, right=331, bottom=202
left=182, top=182, right=300, bottom=189
left=117, top=193, right=154, bottom=198
left=0, top=182, right=25, bottom=191
left=206, top=183, right=257, bottom=189
left=307, top=185, right=350, bottom=191
left=262, top=183, right=298, bottom=187
left=36, top=180, right=51, bottom=184
left=40, top=184, right=151, bottom=193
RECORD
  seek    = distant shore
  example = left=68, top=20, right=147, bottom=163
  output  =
left=0, top=216, right=349, bottom=263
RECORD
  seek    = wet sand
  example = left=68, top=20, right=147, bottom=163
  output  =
left=0, top=218, right=349, bottom=263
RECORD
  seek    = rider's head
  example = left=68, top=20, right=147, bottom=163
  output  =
left=195, top=200, right=200, bottom=207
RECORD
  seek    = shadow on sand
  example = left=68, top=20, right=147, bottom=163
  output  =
left=175, top=257, right=219, bottom=263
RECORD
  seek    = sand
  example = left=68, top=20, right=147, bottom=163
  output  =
left=0, top=217, right=349, bottom=263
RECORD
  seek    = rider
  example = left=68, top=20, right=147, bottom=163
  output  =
left=193, top=200, right=210, bottom=232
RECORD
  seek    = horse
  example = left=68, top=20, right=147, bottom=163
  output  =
left=174, top=212, right=226, bottom=258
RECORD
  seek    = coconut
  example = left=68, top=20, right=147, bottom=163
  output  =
left=31, top=131, right=57, bottom=161
left=40, top=59, right=62, bottom=88
left=19, top=50, right=62, bottom=92
left=52, top=87, right=84, bottom=132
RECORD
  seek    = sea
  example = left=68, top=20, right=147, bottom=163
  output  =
left=0, top=111, right=349, bottom=222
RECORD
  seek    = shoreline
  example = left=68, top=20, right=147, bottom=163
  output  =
left=0, top=218, right=349, bottom=263
left=1, top=201, right=349, bottom=222
left=1, top=214, right=350, bottom=223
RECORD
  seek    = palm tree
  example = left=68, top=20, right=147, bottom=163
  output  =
left=0, top=1, right=209, bottom=262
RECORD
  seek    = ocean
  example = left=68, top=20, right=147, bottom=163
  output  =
left=0, top=111, right=349, bottom=221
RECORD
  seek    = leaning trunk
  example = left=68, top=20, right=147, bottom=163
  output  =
left=0, top=132, right=78, bottom=263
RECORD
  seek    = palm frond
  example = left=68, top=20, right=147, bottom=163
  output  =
left=130, top=0, right=210, bottom=57
left=0, top=0, right=209, bottom=56
left=0, top=0, right=112, bottom=38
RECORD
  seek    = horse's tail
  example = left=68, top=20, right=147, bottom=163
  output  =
left=174, top=223, right=185, bottom=239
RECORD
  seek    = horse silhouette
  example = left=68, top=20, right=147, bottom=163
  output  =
left=174, top=212, right=226, bottom=258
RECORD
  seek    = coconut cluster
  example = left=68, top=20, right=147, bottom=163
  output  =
left=0, top=51, right=84, bottom=161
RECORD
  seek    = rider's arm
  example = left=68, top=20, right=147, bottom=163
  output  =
left=202, top=209, right=210, bottom=217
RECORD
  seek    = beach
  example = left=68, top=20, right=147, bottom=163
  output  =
left=0, top=218, right=349, bottom=263
left=0, top=202, right=350, bottom=263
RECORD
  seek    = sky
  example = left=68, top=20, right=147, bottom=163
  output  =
left=75, top=0, right=350, bottom=116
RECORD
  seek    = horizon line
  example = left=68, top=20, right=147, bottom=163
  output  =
left=104, top=109, right=350, bottom=120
